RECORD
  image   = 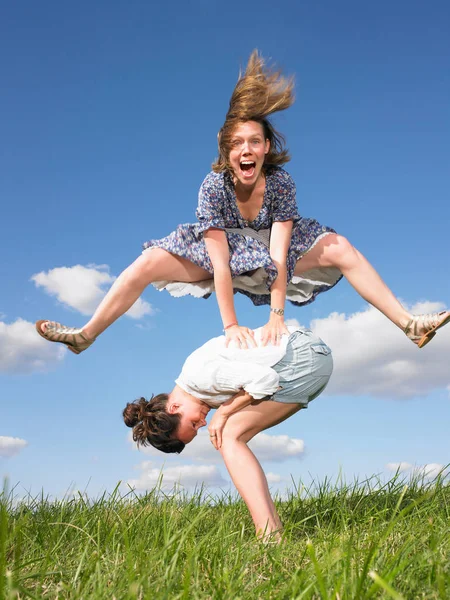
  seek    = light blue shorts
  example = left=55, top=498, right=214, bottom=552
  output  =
left=271, top=328, right=333, bottom=407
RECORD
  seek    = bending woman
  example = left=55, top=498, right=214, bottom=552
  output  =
left=123, top=324, right=333, bottom=539
left=36, top=51, right=449, bottom=352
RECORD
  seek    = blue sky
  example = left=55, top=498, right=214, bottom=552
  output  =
left=1, top=0, right=449, bottom=498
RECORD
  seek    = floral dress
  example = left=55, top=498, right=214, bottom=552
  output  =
left=143, top=167, right=342, bottom=307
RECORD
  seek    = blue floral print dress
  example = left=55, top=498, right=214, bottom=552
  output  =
left=143, top=167, right=342, bottom=307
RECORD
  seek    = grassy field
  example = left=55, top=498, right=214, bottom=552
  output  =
left=1, top=474, right=449, bottom=599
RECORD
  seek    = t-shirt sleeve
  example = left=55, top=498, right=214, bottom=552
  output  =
left=195, top=173, right=226, bottom=232
left=271, top=170, right=301, bottom=223
left=182, top=360, right=280, bottom=401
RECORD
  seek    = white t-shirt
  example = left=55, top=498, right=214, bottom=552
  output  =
left=175, top=325, right=300, bottom=407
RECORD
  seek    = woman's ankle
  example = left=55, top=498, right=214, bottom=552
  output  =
left=257, top=527, right=283, bottom=544
left=398, top=313, right=413, bottom=331
left=82, top=325, right=97, bottom=341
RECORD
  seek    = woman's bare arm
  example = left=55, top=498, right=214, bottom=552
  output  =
left=208, top=390, right=254, bottom=449
left=261, top=220, right=293, bottom=346
left=204, top=229, right=255, bottom=348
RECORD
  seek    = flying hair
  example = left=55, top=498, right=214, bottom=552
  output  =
left=213, top=50, right=295, bottom=173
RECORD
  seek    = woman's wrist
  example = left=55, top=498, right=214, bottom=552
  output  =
left=270, top=307, right=285, bottom=316
left=269, top=310, right=285, bottom=323
left=216, top=405, right=231, bottom=418
left=223, top=321, right=238, bottom=332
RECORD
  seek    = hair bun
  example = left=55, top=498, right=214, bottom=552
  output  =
left=123, top=397, right=148, bottom=428
left=122, top=394, right=184, bottom=454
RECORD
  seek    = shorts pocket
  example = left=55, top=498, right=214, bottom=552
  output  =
left=310, top=343, right=333, bottom=377
left=311, top=343, right=331, bottom=356
left=276, top=345, right=314, bottom=380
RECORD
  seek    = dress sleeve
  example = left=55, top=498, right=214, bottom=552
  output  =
left=271, top=170, right=301, bottom=223
left=195, top=172, right=226, bottom=232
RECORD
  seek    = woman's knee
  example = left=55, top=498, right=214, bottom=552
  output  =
left=219, top=436, right=251, bottom=463
left=221, top=425, right=256, bottom=448
left=322, top=235, right=357, bottom=268
left=124, top=253, right=152, bottom=282
left=129, top=249, right=167, bottom=281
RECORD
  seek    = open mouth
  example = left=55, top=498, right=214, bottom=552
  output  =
left=240, top=160, right=256, bottom=177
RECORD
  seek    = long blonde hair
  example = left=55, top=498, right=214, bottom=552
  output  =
left=212, top=50, right=295, bottom=173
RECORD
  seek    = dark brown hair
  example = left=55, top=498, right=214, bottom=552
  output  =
left=212, top=50, right=295, bottom=173
left=123, top=394, right=185, bottom=454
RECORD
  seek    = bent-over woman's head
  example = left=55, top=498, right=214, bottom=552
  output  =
left=123, top=395, right=185, bottom=454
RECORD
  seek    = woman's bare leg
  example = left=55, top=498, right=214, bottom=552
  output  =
left=41, top=249, right=212, bottom=340
left=83, top=249, right=211, bottom=338
left=294, top=234, right=412, bottom=330
left=220, top=401, right=302, bottom=539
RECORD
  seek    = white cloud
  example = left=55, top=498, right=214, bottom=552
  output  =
left=309, top=301, right=450, bottom=399
left=413, top=463, right=447, bottom=480
left=129, top=430, right=305, bottom=464
left=248, top=433, right=305, bottom=462
left=0, top=319, right=65, bottom=374
left=126, top=297, right=154, bottom=319
left=127, top=461, right=227, bottom=491
left=386, top=462, right=413, bottom=473
left=31, top=264, right=153, bottom=319
left=285, top=318, right=303, bottom=328
left=266, top=472, right=282, bottom=483
left=0, top=436, right=28, bottom=458
left=178, top=430, right=227, bottom=463
left=186, top=431, right=305, bottom=464
left=127, top=430, right=222, bottom=463
left=386, top=462, right=448, bottom=480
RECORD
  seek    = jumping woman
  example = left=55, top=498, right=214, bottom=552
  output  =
left=36, top=51, right=450, bottom=352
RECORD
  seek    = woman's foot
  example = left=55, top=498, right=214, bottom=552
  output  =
left=404, top=311, right=450, bottom=348
left=257, top=529, right=283, bottom=545
left=35, top=320, right=95, bottom=355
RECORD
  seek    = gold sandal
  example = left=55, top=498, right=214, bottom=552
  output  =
left=35, top=320, right=95, bottom=355
left=404, top=311, right=450, bottom=348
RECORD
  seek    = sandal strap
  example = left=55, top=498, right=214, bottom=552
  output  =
left=403, top=318, right=414, bottom=336
left=404, top=311, right=449, bottom=342
left=45, top=321, right=94, bottom=349
left=404, top=317, right=421, bottom=340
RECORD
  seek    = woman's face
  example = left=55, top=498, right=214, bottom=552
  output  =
left=174, top=400, right=210, bottom=444
left=229, top=121, right=270, bottom=187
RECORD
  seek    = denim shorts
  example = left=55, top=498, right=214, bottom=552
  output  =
left=271, top=329, right=333, bottom=407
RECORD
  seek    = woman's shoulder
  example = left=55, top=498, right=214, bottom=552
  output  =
left=266, top=166, right=295, bottom=188
left=199, top=170, right=234, bottom=206
left=200, top=170, right=226, bottom=190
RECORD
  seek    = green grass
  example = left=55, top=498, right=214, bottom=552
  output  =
left=1, top=474, right=449, bottom=599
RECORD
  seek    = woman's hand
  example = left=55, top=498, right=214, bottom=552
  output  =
left=261, top=313, right=289, bottom=346
left=208, top=411, right=229, bottom=449
left=225, top=325, right=256, bottom=349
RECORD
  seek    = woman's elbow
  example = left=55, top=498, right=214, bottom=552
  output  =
left=270, top=257, right=288, bottom=271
